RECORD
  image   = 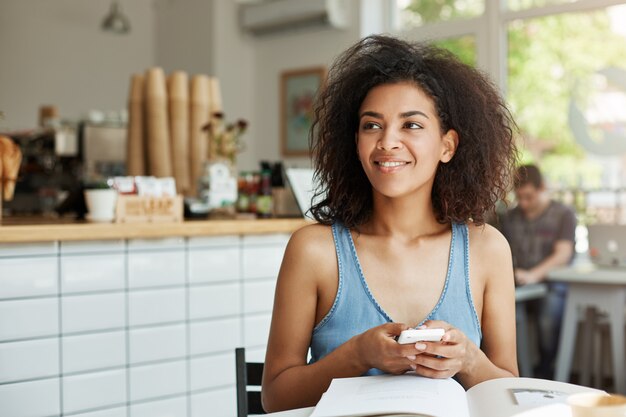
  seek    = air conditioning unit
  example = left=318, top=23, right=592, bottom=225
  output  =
left=240, top=0, right=348, bottom=36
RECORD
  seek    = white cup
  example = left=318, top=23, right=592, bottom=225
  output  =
left=568, top=392, right=626, bottom=417
left=84, top=189, right=118, bottom=222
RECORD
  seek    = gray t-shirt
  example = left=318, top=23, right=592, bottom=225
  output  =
left=500, top=201, right=577, bottom=269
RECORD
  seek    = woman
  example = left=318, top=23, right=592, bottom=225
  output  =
left=262, top=35, right=519, bottom=412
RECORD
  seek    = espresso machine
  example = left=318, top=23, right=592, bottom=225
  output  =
left=2, top=122, right=127, bottom=217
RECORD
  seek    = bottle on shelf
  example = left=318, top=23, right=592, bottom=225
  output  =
left=247, top=172, right=260, bottom=215
left=236, top=172, right=250, bottom=213
left=256, top=169, right=273, bottom=218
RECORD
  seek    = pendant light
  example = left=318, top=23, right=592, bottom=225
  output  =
left=101, top=1, right=131, bottom=34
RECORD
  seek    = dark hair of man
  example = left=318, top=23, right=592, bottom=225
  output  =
left=309, top=35, right=518, bottom=228
left=514, top=164, right=544, bottom=189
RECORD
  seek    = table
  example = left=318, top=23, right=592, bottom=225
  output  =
left=263, top=377, right=600, bottom=417
left=265, top=407, right=314, bottom=417
left=263, top=404, right=577, bottom=417
left=549, top=265, right=626, bottom=393
left=515, top=283, right=548, bottom=377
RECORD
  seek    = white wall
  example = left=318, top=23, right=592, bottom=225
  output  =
left=210, top=1, right=258, bottom=171
left=203, top=0, right=363, bottom=171
left=154, top=0, right=213, bottom=75
left=0, top=0, right=156, bottom=130
left=250, top=0, right=362, bottom=169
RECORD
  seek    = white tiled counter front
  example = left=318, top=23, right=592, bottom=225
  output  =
left=0, top=233, right=291, bottom=417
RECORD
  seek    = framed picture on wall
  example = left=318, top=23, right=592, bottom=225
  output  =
left=280, top=66, right=326, bottom=156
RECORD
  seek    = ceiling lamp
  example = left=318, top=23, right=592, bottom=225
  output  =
left=101, top=1, right=131, bottom=34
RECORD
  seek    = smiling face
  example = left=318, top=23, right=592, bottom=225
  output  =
left=356, top=81, right=458, bottom=200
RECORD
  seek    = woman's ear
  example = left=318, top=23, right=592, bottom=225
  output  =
left=440, top=129, right=459, bottom=163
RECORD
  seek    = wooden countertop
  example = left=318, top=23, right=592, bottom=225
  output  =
left=0, top=217, right=309, bottom=243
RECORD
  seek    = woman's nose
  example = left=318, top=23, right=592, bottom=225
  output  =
left=377, top=129, right=402, bottom=150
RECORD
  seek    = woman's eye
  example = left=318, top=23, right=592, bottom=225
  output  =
left=362, top=122, right=381, bottom=130
left=404, top=122, right=422, bottom=129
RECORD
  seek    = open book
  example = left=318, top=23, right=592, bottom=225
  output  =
left=309, top=374, right=600, bottom=417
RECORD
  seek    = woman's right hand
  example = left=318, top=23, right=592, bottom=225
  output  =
left=352, top=323, right=422, bottom=374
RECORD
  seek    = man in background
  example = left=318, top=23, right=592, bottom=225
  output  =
left=500, top=164, right=577, bottom=379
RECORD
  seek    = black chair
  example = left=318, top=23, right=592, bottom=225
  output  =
left=235, top=347, right=266, bottom=416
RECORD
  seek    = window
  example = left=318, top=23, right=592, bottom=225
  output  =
left=391, top=0, right=626, bottom=191
left=395, top=0, right=484, bottom=29
left=507, top=0, right=578, bottom=12
left=434, top=35, right=477, bottom=67
left=507, top=4, right=626, bottom=188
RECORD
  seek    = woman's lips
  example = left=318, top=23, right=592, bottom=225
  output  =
left=374, top=161, right=410, bottom=167
left=373, top=160, right=411, bottom=172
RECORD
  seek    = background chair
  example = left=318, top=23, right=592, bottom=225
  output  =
left=236, top=347, right=266, bottom=416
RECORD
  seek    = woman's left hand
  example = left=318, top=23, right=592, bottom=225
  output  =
left=408, top=320, right=477, bottom=379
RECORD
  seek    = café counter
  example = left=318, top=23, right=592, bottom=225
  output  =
left=0, top=217, right=308, bottom=242
left=0, top=217, right=307, bottom=417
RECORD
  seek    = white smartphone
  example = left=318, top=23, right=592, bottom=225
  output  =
left=397, top=328, right=445, bottom=344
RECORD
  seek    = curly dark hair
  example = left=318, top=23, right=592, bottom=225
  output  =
left=309, top=35, right=518, bottom=228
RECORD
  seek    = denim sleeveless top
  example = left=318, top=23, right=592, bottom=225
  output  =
left=309, top=222, right=482, bottom=376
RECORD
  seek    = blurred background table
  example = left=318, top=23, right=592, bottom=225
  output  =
left=549, top=265, right=626, bottom=394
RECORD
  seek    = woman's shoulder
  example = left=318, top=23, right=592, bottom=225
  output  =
left=290, top=222, right=334, bottom=245
left=464, top=221, right=512, bottom=259
left=279, top=223, right=339, bottom=289
left=286, top=223, right=337, bottom=262
left=464, top=222, right=514, bottom=291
